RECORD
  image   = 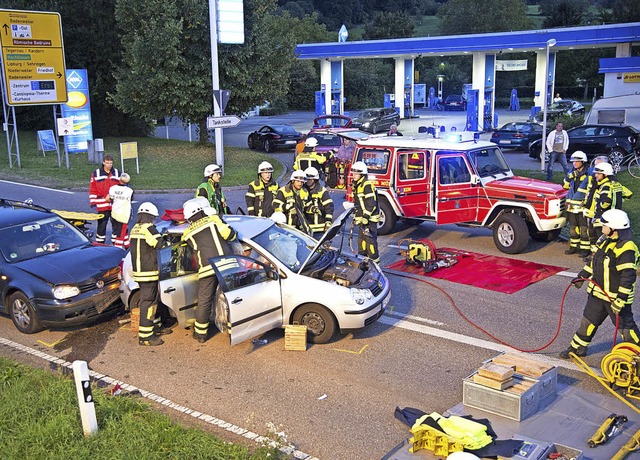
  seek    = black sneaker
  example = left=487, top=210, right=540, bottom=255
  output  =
left=193, top=331, right=207, bottom=344
left=139, top=335, right=164, bottom=346
left=564, top=247, right=579, bottom=255
left=579, top=250, right=590, bottom=258
left=154, top=325, right=174, bottom=336
left=559, top=348, right=586, bottom=359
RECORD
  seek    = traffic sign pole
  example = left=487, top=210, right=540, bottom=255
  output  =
left=208, top=0, right=224, bottom=172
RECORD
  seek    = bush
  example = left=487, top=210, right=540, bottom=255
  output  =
left=260, top=98, right=289, bottom=116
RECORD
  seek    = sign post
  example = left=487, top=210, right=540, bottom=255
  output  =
left=206, top=115, right=241, bottom=129
left=56, top=116, right=74, bottom=169
left=120, top=141, right=139, bottom=174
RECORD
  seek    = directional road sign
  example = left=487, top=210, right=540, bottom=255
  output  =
left=207, top=115, right=241, bottom=129
left=0, top=9, right=67, bottom=105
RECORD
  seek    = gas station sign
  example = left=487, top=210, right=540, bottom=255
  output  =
left=0, top=9, right=67, bottom=105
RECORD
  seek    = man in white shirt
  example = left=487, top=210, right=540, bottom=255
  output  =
left=108, top=173, right=133, bottom=249
left=545, top=122, right=569, bottom=181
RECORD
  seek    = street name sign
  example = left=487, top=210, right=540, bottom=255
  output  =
left=207, top=115, right=241, bottom=129
left=0, top=9, right=67, bottom=105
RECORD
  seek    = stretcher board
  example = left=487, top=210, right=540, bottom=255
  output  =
left=52, top=210, right=103, bottom=221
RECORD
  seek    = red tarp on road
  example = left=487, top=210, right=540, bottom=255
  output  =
left=385, top=249, right=566, bottom=294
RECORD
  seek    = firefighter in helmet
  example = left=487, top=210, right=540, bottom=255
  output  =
left=196, top=164, right=230, bottom=215
left=561, top=209, right=639, bottom=358
left=181, top=197, right=237, bottom=343
left=351, top=161, right=380, bottom=262
left=273, top=170, right=312, bottom=235
left=294, top=137, right=332, bottom=180
left=245, top=161, right=278, bottom=217
left=130, top=202, right=173, bottom=346
left=562, top=151, right=590, bottom=257
left=304, top=166, right=334, bottom=238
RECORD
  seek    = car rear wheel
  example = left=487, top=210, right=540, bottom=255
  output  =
left=9, top=292, right=43, bottom=334
left=608, top=148, right=626, bottom=173
left=263, top=139, right=273, bottom=153
left=493, top=213, right=529, bottom=254
left=247, top=136, right=256, bottom=149
left=129, top=290, right=140, bottom=310
left=377, top=200, right=397, bottom=235
left=292, top=304, right=336, bottom=344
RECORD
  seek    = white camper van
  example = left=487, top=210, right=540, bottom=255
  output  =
left=584, top=94, right=640, bottom=129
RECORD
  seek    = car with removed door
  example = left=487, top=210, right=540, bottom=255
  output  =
left=119, top=208, right=390, bottom=345
left=528, top=124, right=640, bottom=172
left=247, top=124, right=303, bottom=153
left=490, top=122, right=544, bottom=150
left=0, top=199, right=123, bottom=334
left=350, top=107, right=401, bottom=134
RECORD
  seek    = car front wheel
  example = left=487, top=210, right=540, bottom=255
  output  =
left=292, top=304, right=336, bottom=344
left=370, top=123, right=378, bottom=134
left=493, top=213, right=529, bottom=254
left=9, top=292, right=43, bottom=334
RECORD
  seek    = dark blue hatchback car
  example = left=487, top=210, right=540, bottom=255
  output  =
left=490, top=122, right=544, bottom=151
left=0, top=199, right=124, bottom=333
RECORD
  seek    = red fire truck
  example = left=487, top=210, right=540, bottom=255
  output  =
left=346, top=132, right=567, bottom=254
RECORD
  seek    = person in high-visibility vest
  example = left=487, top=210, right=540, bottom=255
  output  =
left=351, top=161, right=380, bottom=262
left=273, top=170, right=312, bottom=235
left=304, top=167, right=334, bottom=238
left=196, top=164, right=230, bottom=215
left=130, top=202, right=173, bottom=346
left=560, top=209, right=639, bottom=358
left=245, top=161, right=278, bottom=217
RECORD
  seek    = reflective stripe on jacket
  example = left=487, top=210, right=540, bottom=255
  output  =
left=353, top=176, right=380, bottom=223
left=130, top=222, right=163, bottom=282
left=245, top=178, right=278, bottom=217
left=181, top=215, right=237, bottom=279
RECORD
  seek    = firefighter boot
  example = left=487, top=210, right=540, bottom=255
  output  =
left=154, top=323, right=174, bottom=336
left=193, top=330, right=207, bottom=344
left=559, top=347, right=587, bottom=359
left=564, top=246, right=579, bottom=255
left=139, top=335, right=164, bottom=346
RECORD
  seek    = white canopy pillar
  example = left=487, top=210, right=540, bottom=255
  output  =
left=534, top=51, right=556, bottom=108
left=394, top=58, right=406, bottom=118
left=472, top=52, right=487, bottom=131
left=320, top=59, right=332, bottom=115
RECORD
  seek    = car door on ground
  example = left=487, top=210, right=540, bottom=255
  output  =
left=211, top=255, right=282, bottom=346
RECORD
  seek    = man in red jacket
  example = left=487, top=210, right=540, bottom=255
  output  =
left=89, top=155, right=121, bottom=243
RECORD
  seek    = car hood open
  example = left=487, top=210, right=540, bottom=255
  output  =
left=14, top=245, right=123, bottom=284
left=297, top=207, right=354, bottom=274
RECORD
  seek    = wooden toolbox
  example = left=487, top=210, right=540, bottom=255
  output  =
left=284, top=324, right=307, bottom=351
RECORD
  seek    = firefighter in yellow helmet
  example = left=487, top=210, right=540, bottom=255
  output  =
left=560, top=209, right=639, bottom=358
left=245, top=161, right=278, bottom=217
left=130, top=202, right=173, bottom=346
left=181, top=198, right=237, bottom=343
left=304, top=166, right=334, bottom=238
left=351, top=161, right=380, bottom=262
left=273, top=170, right=313, bottom=235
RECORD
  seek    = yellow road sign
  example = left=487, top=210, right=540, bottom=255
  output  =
left=0, top=9, right=67, bottom=105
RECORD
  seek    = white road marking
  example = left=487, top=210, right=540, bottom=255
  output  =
left=0, top=337, right=318, bottom=460
left=0, top=179, right=74, bottom=194
left=379, top=315, right=592, bottom=374
left=386, top=311, right=444, bottom=326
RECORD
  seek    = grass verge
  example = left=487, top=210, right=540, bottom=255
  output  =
left=0, top=132, right=284, bottom=190
left=0, top=356, right=287, bottom=459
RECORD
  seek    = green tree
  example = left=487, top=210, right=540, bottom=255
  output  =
left=437, top=0, right=531, bottom=34
left=597, top=0, right=640, bottom=23
left=344, top=59, right=395, bottom=109
left=540, top=0, right=589, bottom=27
left=363, top=11, right=415, bottom=39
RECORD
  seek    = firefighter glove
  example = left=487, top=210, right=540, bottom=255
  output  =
left=571, top=277, right=584, bottom=289
left=361, top=227, right=372, bottom=237
left=612, top=298, right=625, bottom=315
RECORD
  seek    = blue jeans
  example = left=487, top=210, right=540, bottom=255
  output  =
left=546, top=151, right=569, bottom=180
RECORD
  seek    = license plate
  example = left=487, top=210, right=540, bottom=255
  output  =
left=500, top=140, right=511, bottom=144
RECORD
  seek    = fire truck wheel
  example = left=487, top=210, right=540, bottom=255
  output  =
left=493, top=213, right=529, bottom=254
left=377, top=200, right=397, bottom=235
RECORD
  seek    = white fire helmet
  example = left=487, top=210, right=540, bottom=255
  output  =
left=601, top=209, right=630, bottom=230
left=305, top=166, right=320, bottom=180
left=183, top=198, right=208, bottom=220
left=270, top=212, right=287, bottom=224
left=351, top=161, right=368, bottom=175
left=204, top=164, right=222, bottom=177
left=305, top=137, right=318, bottom=148
left=258, top=161, right=273, bottom=174
left=594, top=162, right=614, bottom=176
left=290, top=170, right=306, bottom=182
left=138, top=202, right=159, bottom=217
left=569, top=151, right=587, bottom=162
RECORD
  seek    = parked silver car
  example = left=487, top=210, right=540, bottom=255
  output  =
left=119, top=208, right=390, bottom=344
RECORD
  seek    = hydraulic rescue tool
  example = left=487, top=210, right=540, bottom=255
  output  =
left=398, top=238, right=459, bottom=273
left=600, top=343, right=640, bottom=400
left=612, top=427, right=640, bottom=460
left=587, top=413, right=628, bottom=447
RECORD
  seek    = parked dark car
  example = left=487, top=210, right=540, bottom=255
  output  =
left=350, top=107, right=400, bottom=134
left=0, top=199, right=124, bottom=334
left=529, top=124, right=640, bottom=172
left=442, top=95, right=466, bottom=111
left=490, top=122, right=544, bottom=150
left=531, top=99, right=585, bottom=122
left=247, top=124, right=302, bottom=153
left=303, top=115, right=369, bottom=160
